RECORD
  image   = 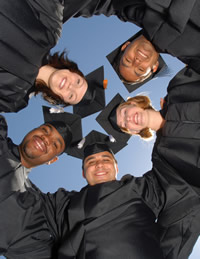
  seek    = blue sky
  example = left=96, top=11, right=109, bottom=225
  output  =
left=1, top=15, right=199, bottom=258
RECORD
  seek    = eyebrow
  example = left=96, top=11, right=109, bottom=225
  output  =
left=46, top=124, right=64, bottom=149
left=45, top=124, right=53, bottom=132
left=121, top=57, right=130, bottom=68
left=57, top=138, right=64, bottom=149
left=85, top=154, right=112, bottom=163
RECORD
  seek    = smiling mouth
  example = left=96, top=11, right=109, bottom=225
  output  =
left=137, top=49, right=149, bottom=59
left=59, top=78, right=66, bottom=89
left=33, top=136, right=47, bottom=153
left=134, top=113, right=138, bottom=124
left=95, top=171, right=108, bottom=177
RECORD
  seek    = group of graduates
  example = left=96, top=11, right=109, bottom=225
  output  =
left=1, top=0, right=200, bottom=258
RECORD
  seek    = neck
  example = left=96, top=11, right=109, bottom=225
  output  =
left=36, top=65, right=56, bottom=86
left=146, top=109, right=165, bottom=131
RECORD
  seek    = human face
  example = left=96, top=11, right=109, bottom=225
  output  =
left=116, top=102, right=148, bottom=134
left=19, top=124, right=65, bottom=168
left=119, top=36, right=159, bottom=82
left=48, top=69, right=88, bottom=105
left=83, top=151, right=118, bottom=186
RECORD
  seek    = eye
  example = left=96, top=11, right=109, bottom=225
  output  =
left=87, top=160, right=95, bottom=166
left=125, top=58, right=131, bottom=63
left=42, top=127, right=49, bottom=134
left=68, top=93, right=73, bottom=100
left=139, top=67, right=144, bottom=72
left=54, top=142, right=58, bottom=149
left=77, top=78, right=80, bottom=84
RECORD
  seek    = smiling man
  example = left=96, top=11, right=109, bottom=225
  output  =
left=119, top=35, right=159, bottom=83
left=61, top=129, right=200, bottom=259
left=0, top=107, right=83, bottom=258
left=19, top=123, right=66, bottom=168
left=82, top=144, right=119, bottom=186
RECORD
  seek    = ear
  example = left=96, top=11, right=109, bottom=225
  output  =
left=46, top=156, right=58, bottom=165
left=121, top=41, right=131, bottom=51
left=115, top=163, right=119, bottom=175
left=153, top=61, right=159, bottom=73
left=82, top=169, right=86, bottom=179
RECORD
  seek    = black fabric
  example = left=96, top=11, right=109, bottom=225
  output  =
left=0, top=115, right=74, bottom=258
left=1, top=101, right=200, bottom=259
left=48, top=121, right=72, bottom=149
left=157, top=66, right=200, bottom=188
left=58, top=174, right=165, bottom=259
left=67, top=130, right=128, bottom=159
left=75, top=0, right=200, bottom=73
left=84, top=142, right=114, bottom=160
left=73, top=66, right=106, bottom=118
left=0, top=0, right=64, bottom=113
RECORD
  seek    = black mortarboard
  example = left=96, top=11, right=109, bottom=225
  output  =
left=96, top=93, right=131, bottom=143
left=42, top=106, right=83, bottom=154
left=67, top=130, right=127, bottom=160
left=73, top=66, right=107, bottom=118
left=106, top=30, right=167, bottom=93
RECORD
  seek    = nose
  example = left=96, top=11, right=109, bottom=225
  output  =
left=126, top=115, right=131, bottom=122
left=95, top=160, right=103, bottom=168
left=41, top=134, right=50, bottom=146
left=133, top=56, right=142, bottom=66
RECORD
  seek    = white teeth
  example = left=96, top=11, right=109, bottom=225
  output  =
left=138, top=50, right=147, bottom=58
left=35, top=140, right=43, bottom=151
left=60, top=79, right=66, bottom=89
left=96, top=172, right=107, bottom=176
left=134, top=113, right=138, bottom=124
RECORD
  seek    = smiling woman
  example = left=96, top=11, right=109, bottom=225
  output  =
left=0, top=0, right=109, bottom=116
left=116, top=95, right=164, bottom=139
left=96, top=94, right=165, bottom=141
left=35, top=52, right=88, bottom=106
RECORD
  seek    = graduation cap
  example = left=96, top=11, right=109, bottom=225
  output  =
left=67, top=130, right=127, bottom=160
left=106, top=30, right=167, bottom=93
left=73, top=66, right=107, bottom=118
left=96, top=93, right=131, bottom=143
left=42, top=106, right=83, bottom=154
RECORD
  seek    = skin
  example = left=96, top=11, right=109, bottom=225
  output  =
left=116, top=102, right=149, bottom=134
left=116, top=101, right=165, bottom=134
left=119, top=35, right=159, bottom=82
left=19, top=124, right=65, bottom=168
left=83, top=151, right=118, bottom=186
left=37, top=65, right=88, bottom=105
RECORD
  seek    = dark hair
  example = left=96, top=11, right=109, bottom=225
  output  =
left=34, top=51, right=85, bottom=106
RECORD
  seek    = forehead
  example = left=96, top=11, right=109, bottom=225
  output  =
left=117, top=101, right=137, bottom=112
left=84, top=151, right=114, bottom=162
left=41, top=124, right=65, bottom=142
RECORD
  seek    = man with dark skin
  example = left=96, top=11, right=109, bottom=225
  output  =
left=117, top=35, right=159, bottom=83
left=19, top=123, right=65, bottom=168
left=0, top=112, right=77, bottom=258
left=73, top=0, right=200, bottom=83
left=1, top=120, right=200, bottom=259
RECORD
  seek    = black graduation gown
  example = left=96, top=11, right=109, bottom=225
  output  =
left=75, top=0, right=200, bottom=73
left=0, top=115, right=74, bottom=258
left=157, top=66, right=200, bottom=188
left=0, top=0, right=64, bottom=113
left=153, top=66, right=200, bottom=259
left=56, top=155, right=200, bottom=259
left=1, top=115, right=200, bottom=259
left=0, top=114, right=165, bottom=259
left=0, top=0, right=116, bottom=113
